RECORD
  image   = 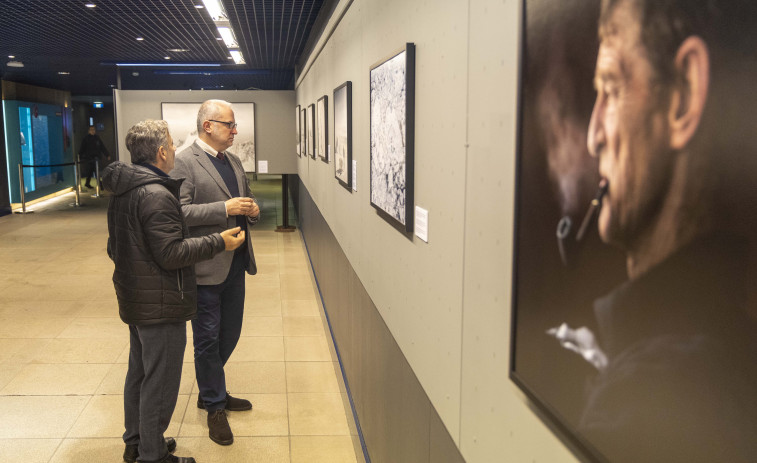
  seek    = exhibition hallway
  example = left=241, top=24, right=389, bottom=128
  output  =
left=0, top=176, right=363, bottom=462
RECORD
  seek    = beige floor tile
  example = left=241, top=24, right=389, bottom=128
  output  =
left=180, top=393, right=288, bottom=437
left=290, top=435, right=358, bottom=463
left=283, top=316, right=326, bottom=336
left=281, top=299, right=320, bottom=317
left=26, top=338, right=127, bottom=364
left=224, top=361, right=286, bottom=393
left=286, top=362, right=341, bottom=393
left=245, top=297, right=282, bottom=316
left=285, top=336, right=333, bottom=362
left=56, top=317, right=127, bottom=339
left=49, top=437, right=124, bottom=463
left=96, top=362, right=196, bottom=395
left=75, top=299, right=120, bottom=317
left=0, top=300, right=81, bottom=318
left=176, top=436, right=289, bottom=463
left=231, top=336, right=285, bottom=362
left=0, top=364, right=23, bottom=390
left=0, top=395, right=89, bottom=438
left=0, top=438, right=62, bottom=463
left=288, top=393, right=351, bottom=435
left=116, top=343, right=130, bottom=363
left=280, top=275, right=318, bottom=300
left=241, top=316, right=284, bottom=337
left=0, top=338, right=51, bottom=363
left=245, top=281, right=282, bottom=303
left=1, top=363, right=110, bottom=395
left=68, top=394, right=189, bottom=438
left=0, top=317, right=73, bottom=338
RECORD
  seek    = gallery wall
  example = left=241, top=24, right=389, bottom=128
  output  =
left=295, top=0, right=580, bottom=461
left=113, top=90, right=296, bottom=174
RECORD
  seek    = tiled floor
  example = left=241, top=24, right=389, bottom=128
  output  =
left=0, top=177, right=363, bottom=463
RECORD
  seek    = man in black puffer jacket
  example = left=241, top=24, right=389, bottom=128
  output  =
left=102, top=120, right=245, bottom=463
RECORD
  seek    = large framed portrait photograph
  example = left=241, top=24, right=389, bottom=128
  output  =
left=307, top=103, right=315, bottom=159
left=296, top=104, right=301, bottom=157
left=369, top=43, right=415, bottom=232
left=317, top=95, right=329, bottom=163
left=161, top=102, right=256, bottom=172
left=334, top=81, right=352, bottom=189
left=511, top=1, right=757, bottom=462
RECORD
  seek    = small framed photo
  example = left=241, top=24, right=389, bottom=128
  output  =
left=317, top=95, right=329, bottom=163
left=295, top=104, right=301, bottom=157
left=333, top=81, right=352, bottom=189
left=307, top=103, right=315, bottom=159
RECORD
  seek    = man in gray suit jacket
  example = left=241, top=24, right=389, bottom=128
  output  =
left=171, top=99, right=260, bottom=446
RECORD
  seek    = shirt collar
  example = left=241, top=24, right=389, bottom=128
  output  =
left=137, top=162, right=169, bottom=177
left=196, top=137, right=219, bottom=157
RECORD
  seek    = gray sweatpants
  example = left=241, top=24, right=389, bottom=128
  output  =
left=123, top=322, right=185, bottom=462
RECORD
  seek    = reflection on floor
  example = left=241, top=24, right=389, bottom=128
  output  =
left=0, top=175, right=363, bottom=463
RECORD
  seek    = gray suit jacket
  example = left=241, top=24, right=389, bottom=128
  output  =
left=171, top=141, right=258, bottom=285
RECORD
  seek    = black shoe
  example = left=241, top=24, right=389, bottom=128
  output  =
left=207, top=409, right=234, bottom=446
left=157, top=455, right=196, bottom=463
left=84, top=184, right=92, bottom=189
left=123, top=437, right=176, bottom=463
left=197, top=392, right=252, bottom=412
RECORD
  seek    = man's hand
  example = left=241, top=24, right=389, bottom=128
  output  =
left=225, top=197, right=255, bottom=216
left=246, top=200, right=260, bottom=218
left=220, top=226, right=245, bottom=251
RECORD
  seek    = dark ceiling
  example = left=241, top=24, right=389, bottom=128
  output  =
left=0, top=0, right=326, bottom=96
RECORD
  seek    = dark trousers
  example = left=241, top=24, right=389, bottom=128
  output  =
left=81, top=158, right=98, bottom=184
left=123, top=322, right=186, bottom=462
left=193, top=251, right=246, bottom=412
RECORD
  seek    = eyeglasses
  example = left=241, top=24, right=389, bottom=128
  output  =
left=208, top=119, right=238, bottom=130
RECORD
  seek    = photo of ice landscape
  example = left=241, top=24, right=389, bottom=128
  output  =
left=334, top=81, right=351, bottom=187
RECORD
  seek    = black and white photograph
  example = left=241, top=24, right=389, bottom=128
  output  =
left=369, top=43, right=415, bottom=232
left=307, top=103, right=315, bottom=159
left=334, top=81, right=352, bottom=189
left=511, top=1, right=757, bottom=462
left=316, top=95, right=328, bottom=163
left=161, top=102, right=256, bottom=172
left=300, top=107, right=307, bottom=160
left=296, top=104, right=301, bottom=157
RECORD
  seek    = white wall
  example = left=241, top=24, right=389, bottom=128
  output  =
left=296, top=0, right=580, bottom=461
left=113, top=89, right=296, bottom=174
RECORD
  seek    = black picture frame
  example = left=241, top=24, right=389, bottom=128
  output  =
left=300, top=107, right=307, bottom=160
left=511, top=1, right=757, bottom=463
left=307, top=103, right=315, bottom=159
left=369, top=43, right=415, bottom=233
left=317, top=95, right=329, bottom=163
left=295, top=104, right=301, bottom=157
left=333, top=81, right=352, bottom=190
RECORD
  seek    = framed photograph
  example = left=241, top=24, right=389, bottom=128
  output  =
left=317, top=95, right=329, bottom=163
left=307, top=104, right=315, bottom=159
left=511, top=1, right=757, bottom=462
left=161, top=102, right=256, bottom=172
left=300, top=108, right=307, bottom=160
left=369, top=43, right=415, bottom=232
left=296, top=104, right=301, bottom=157
left=333, top=81, right=352, bottom=189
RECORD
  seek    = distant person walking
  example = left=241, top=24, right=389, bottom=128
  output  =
left=78, top=125, right=109, bottom=189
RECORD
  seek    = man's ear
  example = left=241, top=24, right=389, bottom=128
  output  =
left=668, top=36, right=710, bottom=150
left=202, top=120, right=212, bottom=134
left=157, top=146, right=167, bottom=163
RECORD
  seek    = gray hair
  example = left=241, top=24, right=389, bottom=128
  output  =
left=125, top=120, right=170, bottom=164
left=196, top=99, right=233, bottom=134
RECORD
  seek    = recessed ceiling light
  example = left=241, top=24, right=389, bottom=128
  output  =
left=58, top=71, right=70, bottom=75
left=136, top=37, right=144, bottom=41
left=227, top=56, right=233, bottom=59
left=195, top=4, right=204, bottom=8
left=7, top=61, right=24, bottom=68
left=8, top=55, right=15, bottom=58
left=109, top=84, right=116, bottom=88
left=164, top=56, right=171, bottom=60
left=167, top=48, right=189, bottom=52
left=229, top=50, right=245, bottom=64
left=85, top=3, right=96, bottom=7
left=216, top=37, right=223, bottom=41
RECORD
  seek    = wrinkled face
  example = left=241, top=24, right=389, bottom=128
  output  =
left=205, top=105, right=237, bottom=152
left=587, top=2, right=672, bottom=249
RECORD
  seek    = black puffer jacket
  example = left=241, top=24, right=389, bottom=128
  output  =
left=102, top=161, right=225, bottom=325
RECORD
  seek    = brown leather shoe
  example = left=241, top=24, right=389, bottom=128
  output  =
left=207, top=409, right=233, bottom=446
left=197, top=392, right=252, bottom=412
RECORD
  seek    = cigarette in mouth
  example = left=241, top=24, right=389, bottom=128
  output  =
left=576, top=179, right=609, bottom=242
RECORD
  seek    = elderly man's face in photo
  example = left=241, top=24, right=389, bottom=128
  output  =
left=587, top=1, right=673, bottom=249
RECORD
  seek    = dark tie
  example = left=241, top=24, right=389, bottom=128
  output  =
left=217, top=151, right=225, bottom=162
